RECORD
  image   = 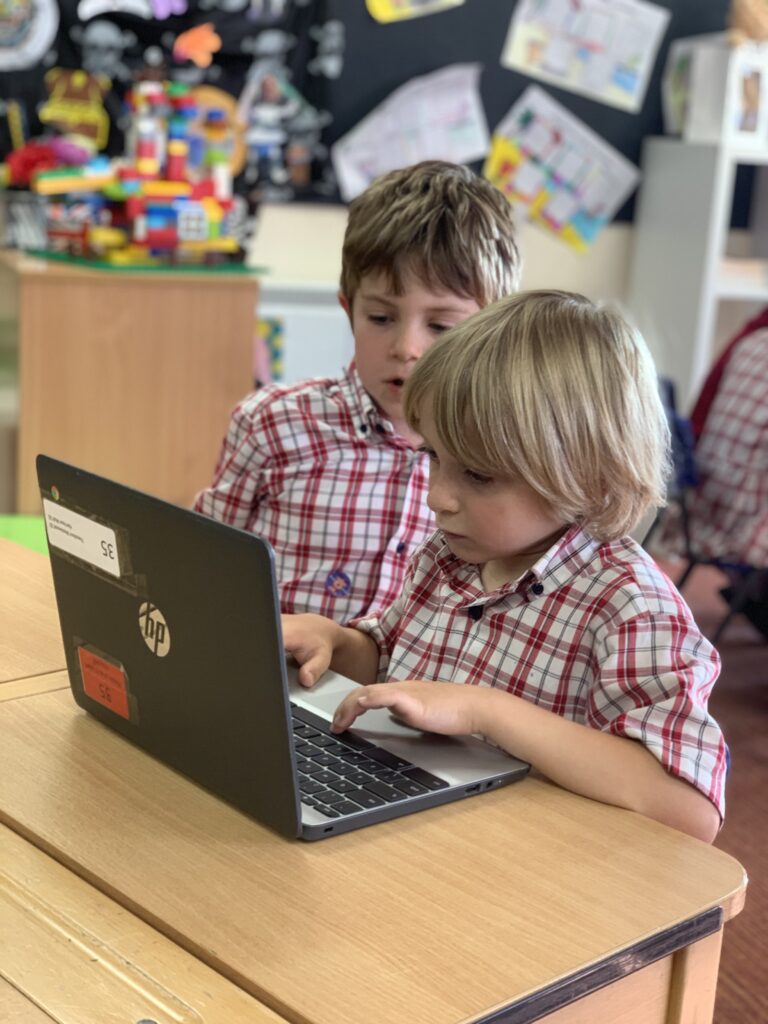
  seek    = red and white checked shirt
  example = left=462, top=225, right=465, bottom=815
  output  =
left=194, top=366, right=434, bottom=619
left=682, top=328, right=768, bottom=567
left=353, top=524, right=727, bottom=816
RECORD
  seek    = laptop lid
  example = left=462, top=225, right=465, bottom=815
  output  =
left=37, top=455, right=528, bottom=841
left=38, top=454, right=303, bottom=838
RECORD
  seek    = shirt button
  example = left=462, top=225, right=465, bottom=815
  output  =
left=396, top=542, right=406, bottom=554
left=531, top=582, right=544, bottom=595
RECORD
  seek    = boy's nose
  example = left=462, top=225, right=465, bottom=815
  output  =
left=427, top=474, right=459, bottom=515
left=390, top=324, right=428, bottom=362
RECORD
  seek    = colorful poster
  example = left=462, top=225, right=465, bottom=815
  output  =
left=366, top=0, right=464, bottom=24
left=331, top=63, right=488, bottom=201
left=501, top=0, right=670, bottom=113
left=484, top=86, right=639, bottom=252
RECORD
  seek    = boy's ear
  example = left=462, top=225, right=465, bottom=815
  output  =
left=337, top=290, right=352, bottom=323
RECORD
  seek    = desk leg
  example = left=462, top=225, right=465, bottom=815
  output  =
left=665, top=928, right=723, bottom=1024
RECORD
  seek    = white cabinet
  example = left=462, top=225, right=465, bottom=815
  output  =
left=257, top=281, right=353, bottom=385
left=626, top=137, right=768, bottom=407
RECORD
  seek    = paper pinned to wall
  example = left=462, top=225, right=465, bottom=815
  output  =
left=484, top=86, right=640, bottom=252
left=501, top=0, right=670, bottom=113
left=366, top=0, right=465, bottom=24
left=330, top=63, right=489, bottom=201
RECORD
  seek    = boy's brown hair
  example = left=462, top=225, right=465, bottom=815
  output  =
left=405, top=290, right=671, bottom=541
left=340, top=161, right=521, bottom=307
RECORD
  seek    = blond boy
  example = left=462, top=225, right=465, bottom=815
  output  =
left=194, top=161, right=520, bottom=619
left=283, top=290, right=726, bottom=842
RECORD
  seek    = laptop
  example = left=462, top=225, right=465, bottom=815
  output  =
left=37, top=455, right=529, bottom=840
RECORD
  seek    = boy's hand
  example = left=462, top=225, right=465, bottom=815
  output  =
left=281, top=614, right=336, bottom=688
left=331, top=680, right=481, bottom=736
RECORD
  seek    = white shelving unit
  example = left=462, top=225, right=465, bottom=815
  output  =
left=626, top=137, right=768, bottom=408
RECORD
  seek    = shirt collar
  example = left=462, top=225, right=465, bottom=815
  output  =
left=346, top=362, right=415, bottom=447
left=433, top=523, right=603, bottom=601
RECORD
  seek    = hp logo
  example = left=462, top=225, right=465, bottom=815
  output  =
left=138, top=601, right=171, bottom=657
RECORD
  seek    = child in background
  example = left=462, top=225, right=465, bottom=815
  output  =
left=194, top=161, right=521, bottom=620
left=283, top=290, right=726, bottom=842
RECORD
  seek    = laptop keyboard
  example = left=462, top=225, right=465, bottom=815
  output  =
left=290, top=703, right=449, bottom=819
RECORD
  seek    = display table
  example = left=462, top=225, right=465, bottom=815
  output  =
left=0, top=251, right=259, bottom=513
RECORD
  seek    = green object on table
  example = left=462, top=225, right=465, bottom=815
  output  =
left=0, top=515, right=47, bottom=554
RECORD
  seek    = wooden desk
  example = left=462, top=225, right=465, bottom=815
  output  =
left=0, top=823, right=285, bottom=1024
left=0, top=681, right=746, bottom=1024
left=0, top=537, right=64, bottom=684
left=0, top=250, right=258, bottom=513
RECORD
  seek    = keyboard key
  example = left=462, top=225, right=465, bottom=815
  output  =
left=327, top=778, right=359, bottom=794
left=313, top=770, right=341, bottom=784
left=310, top=753, right=343, bottom=767
left=318, top=790, right=346, bottom=805
left=338, top=752, right=370, bottom=767
left=346, top=770, right=375, bottom=786
left=343, top=788, right=386, bottom=809
left=363, top=780, right=408, bottom=803
left=364, top=763, right=400, bottom=778
left=293, top=707, right=376, bottom=750
left=331, top=761, right=364, bottom=777
left=299, top=779, right=326, bottom=796
left=391, top=778, right=429, bottom=797
left=402, top=766, right=450, bottom=791
left=333, top=801, right=368, bottom=815
left=311, top=734, right=338, bottom=748
left=294, top=724, right=320, bottom=739
left=366, top=749, right=415, bottom=771
left=324, top=741, right=351, bottom=755
left=314, top=804, right=341, bottom=818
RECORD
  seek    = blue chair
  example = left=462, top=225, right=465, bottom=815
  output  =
left=644, top=378, right=764, bottom=644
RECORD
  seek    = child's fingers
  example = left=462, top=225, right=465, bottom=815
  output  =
left=295, top=652, right=328, bottom=687
left=331, top=688, right=372, bottom=731
left=331, top=685, right=405, bottom=732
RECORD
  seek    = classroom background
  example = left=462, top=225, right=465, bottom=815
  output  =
left=0, top=3, right=766, bottom=1022
left=1, top=0, right=762, bottom=514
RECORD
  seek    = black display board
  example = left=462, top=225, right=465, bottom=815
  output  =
left=0, top=0, right=736, bottom=219
left=322, top=0, right=731, bottom=221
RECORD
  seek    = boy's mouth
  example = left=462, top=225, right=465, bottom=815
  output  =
left=387, top=377, right=405, bottom=387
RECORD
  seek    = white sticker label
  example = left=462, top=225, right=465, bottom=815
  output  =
left=43, top=499, right=121, bottom=578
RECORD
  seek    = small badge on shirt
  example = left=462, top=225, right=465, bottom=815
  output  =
left=325, top=569, right=352, bottom=597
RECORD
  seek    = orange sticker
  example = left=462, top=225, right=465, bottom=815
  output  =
left=78, top=647, right=130, bottom=720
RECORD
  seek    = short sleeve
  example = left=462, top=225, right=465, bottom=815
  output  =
left=590, top=610, right=726, bottom=817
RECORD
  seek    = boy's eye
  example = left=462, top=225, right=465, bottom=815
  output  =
left=429, top=322, right=452, bottom=334
left=466, top=468, right=493, bottom=485
left=368, top=313, right=390, bottom=325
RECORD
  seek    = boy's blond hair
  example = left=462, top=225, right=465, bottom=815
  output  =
left=340, top=161, right=521, bottom=307
left=405, top=290, right=671, bottom=541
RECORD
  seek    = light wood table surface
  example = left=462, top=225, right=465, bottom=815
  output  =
left=0, top=822, right=285, bottom=1024
left=0, top=678, right=747, bottom=1024
left=0, top=250, right=259, bottom=513
left=0, top=537, right=65, bottom=687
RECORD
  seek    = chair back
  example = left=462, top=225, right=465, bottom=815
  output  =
left=659, top=377, right=699, bottom=492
